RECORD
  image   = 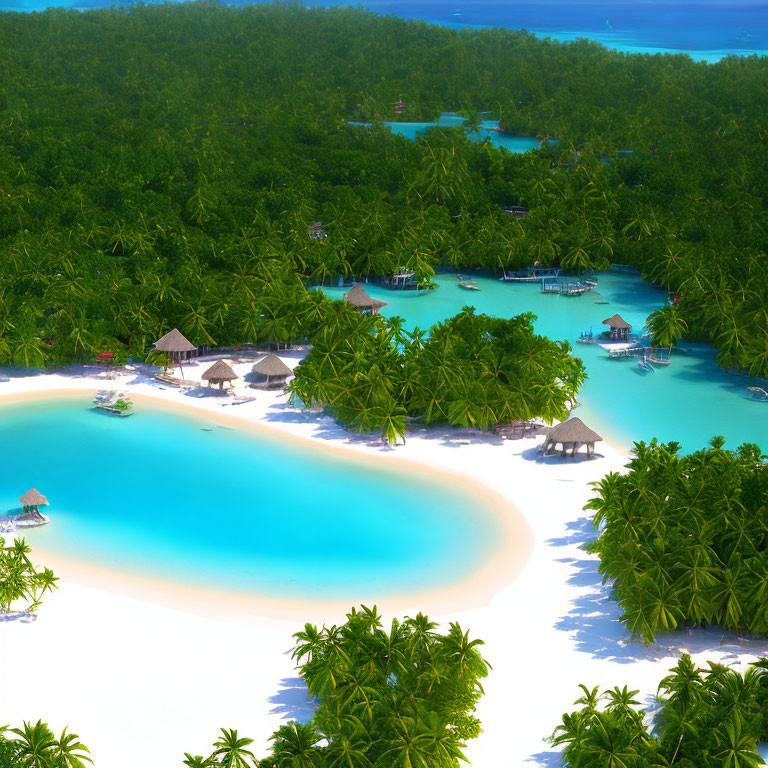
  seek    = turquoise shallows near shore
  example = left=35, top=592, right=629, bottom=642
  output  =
left=323, top=270, right=768, bottom=453
left=4, top=398, right=504, bottom=599
left=348, top=112, right=542, bottom=153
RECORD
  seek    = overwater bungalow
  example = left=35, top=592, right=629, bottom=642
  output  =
left=251, top=354, right=292, bottom=389
left=540, top=417, right=602, bottom=458
left=202, top=360, right=238, bottom=390
left=20, top=488, right=48, bottom=514
left=602, top=313, right=632, bottom=342
left=384, top=270, right=419, bottom=290
left=343, top=283, right=388, bottom=315
left=153, top=328, right=198, bottom=367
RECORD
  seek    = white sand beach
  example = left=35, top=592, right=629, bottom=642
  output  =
left=2, top=355, right=767, bottom=767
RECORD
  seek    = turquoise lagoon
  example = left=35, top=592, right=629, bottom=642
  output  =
left=349, top=112, right=541, bottom=153
left=323, top=270, right=768, bottom=454
left=4, top=398, right=503, bottom=599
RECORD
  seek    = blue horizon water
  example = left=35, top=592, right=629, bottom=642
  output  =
left=7, top=398, right=503, bottom=600
left=301, top=0, right=768, bottom=62
left=323, top=270, right=768, bottom=454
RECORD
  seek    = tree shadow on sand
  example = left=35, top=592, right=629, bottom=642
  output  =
left=268, top=677, right=317, bottom=724
left=550, top=515, right=768, bottom=663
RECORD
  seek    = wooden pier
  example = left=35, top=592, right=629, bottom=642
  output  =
left=541, top=278, right=593, bottom=296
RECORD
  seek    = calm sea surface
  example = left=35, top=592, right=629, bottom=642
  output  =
left=6, top=398, right=501, bottom=599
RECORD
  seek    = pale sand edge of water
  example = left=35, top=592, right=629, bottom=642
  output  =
left=0, top=385, right=534, bottom=620
left=7, top=366, right=756, bottom=768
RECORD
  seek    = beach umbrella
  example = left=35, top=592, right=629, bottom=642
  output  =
left=252, top=354, right=292, bottom=389
left=541, top=417, right=602, bottom=458
left=201, top=360, right=238, bottom=390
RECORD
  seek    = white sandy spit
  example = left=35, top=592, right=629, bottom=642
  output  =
left=1, top=354, right=767, bottom=768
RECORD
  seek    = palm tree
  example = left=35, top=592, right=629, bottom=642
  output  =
left=648, top=304, right=688, bottom=352
left=267, top=722, right=325, bottom=767
left=210, top=729, right=259, bottom=768
left=48, top=728, right=93, bottom=768
left=9, top=721, right=57, bottom=768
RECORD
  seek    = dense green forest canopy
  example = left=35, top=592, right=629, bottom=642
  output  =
left=586, top=438, right=768, bottom=645
left=184, top=606, right=490, bottom=767
left=552, top=654, right=768, bottom=767
left=288, top=306, right=584, bottom=439
left=1, top=2, right=767, bottom=373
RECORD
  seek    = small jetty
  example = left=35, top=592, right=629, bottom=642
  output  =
left=500, top=266, right=562, bottom=283
left=541, top=278, right=593, bottom=296
left=93, top=389, right=134, bottom=416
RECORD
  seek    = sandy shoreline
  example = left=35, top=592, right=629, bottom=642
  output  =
left=3, top=360, right=767, bottom=767
left=2, top=384, right=533, bottom=620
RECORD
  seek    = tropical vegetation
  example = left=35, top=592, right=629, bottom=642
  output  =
left=0, top=537, right=57, bottom=617
left=0, top=2, right=766, bottom=375
left=184, top=605, right=490, bottom=767
left=288, top=305, right=585, bottom=441
left=586, top=438, right=768, bottom=645
left=0, top=721, right=91, bottom=768
left=551, top=654, right=768, bottom=768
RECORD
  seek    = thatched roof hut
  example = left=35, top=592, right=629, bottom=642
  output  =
left=344, top=284, right=388, bottom=315
left=153, top=329, right=198, bottom=365
left=251, top=354, right=292, bottom=389
left=602, top=314, right=632, bottom=341
left=202, top=360, right=238, bottom=389
left=154, top=328, right=197, bottom=353
left=19, top=488, right=49, bottom=511
left=541, top=417, right=602, bottom=458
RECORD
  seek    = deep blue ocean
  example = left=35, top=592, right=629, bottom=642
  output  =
left=300, top=0, right=768, bottom=60
left=4, top=0, right=765, bottom=62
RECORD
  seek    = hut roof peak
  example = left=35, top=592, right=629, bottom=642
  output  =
left=547, top=417, right=602, bottom=444
left=344, top=283, right=388, bottom=309
left=19, top=488, right=49, bottom=507
left=602, top=313, right=632, bottom=329
left=252, top=354, right=292, bottom=377
left=202, top=360, right=238, bottom=381
left=154, top=328, right=197, bottom=353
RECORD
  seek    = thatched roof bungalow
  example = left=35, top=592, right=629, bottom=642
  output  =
left=541, top=417, right=602, bottom=458
left=251, top=354, right=293, bottom=389
left=202, top=360, right=238, bottom=390
left=19, top=488, right=49, bottom=512
left=602, top=314, right=632, bottom=342
left=344, top=284, right=388, bottom=315
left=153, top=329, right=198, bottom=364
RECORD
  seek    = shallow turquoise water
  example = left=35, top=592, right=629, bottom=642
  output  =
left=324, top=270, right=768, bottom=453
left=5, top=399, right=501, bottom=599
left=349, top=112, right=541, bottom=153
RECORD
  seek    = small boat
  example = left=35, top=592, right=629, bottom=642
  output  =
left=638, top=359, right=654, bottom=372
left=748, top=387, right=768, bottom=401
left=93, top=389, right=134, bottom=416
left=458, top=280, right=480, bottom=291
